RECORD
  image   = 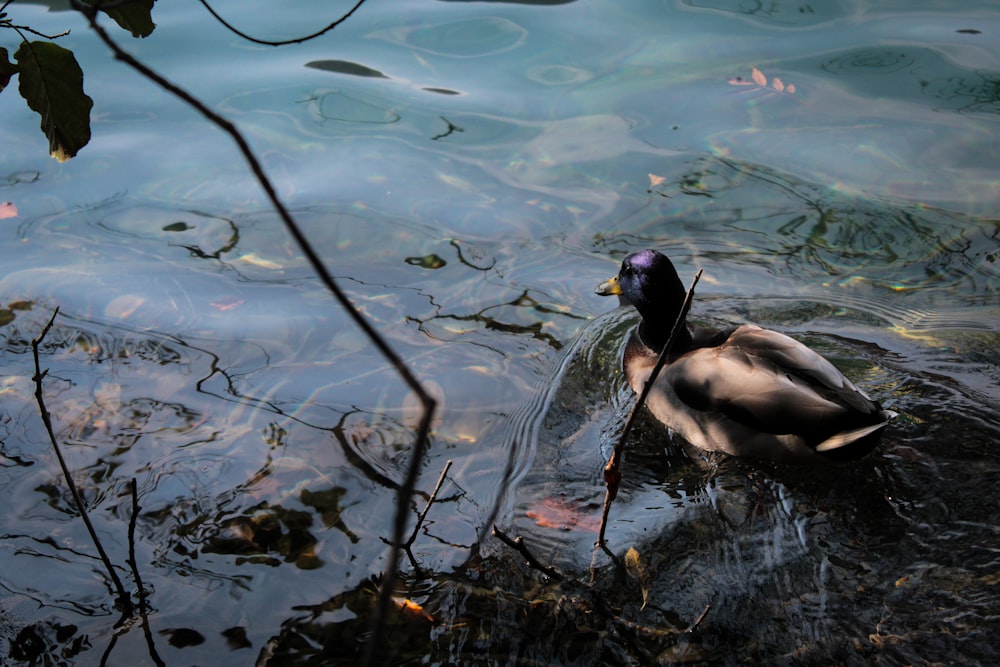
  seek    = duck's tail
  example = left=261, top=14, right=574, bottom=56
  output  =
left=814, top=409, right=896, bottom=457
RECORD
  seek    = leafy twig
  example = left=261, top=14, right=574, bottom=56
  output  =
left=597, top=270, right=703, bottom=548
left=492, top=526, right=564, bottom=582
left=31, top=307, right=133, bottom=613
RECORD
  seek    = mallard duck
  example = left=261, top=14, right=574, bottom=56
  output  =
left=596, top=249, right=892, bottom=462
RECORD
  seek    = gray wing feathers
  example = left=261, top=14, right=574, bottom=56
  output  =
left=670, top=325, right=881, bottom=437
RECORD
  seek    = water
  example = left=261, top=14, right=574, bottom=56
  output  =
left=1, top=0, right=998, bottom=664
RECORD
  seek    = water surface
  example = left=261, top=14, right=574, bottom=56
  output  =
left=0, top=0, right=998, bottom=664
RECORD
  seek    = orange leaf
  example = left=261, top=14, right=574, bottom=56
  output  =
left=786, top=83, right=797, bottom=94
left=525, top=497, right=601, bottom=532
left=648, top=173, right=666, bottom=187
left=392, top=597, right=435, bottom=623
left=772, top=77, right=785, bottom=93
left=751, top=67, right=767, bottom=87
left=0, top=202, right=16, bottom=219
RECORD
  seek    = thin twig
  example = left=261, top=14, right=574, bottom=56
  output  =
left=597, top=270, right=703, bottom=548
left=405, top=459, right=452, bottom=549
left=127, top=479, right=165, bottom=667
left=70, top=6, right=436, bottom=666
left=686, top=603, right=712, bottom=633
left=6, top=22, right=72, bottom=40
left=197, top=0, right=367, bottom=46
left=31, top=307, right=133, bottom=613
left=492, top=526, right=563, bottom=582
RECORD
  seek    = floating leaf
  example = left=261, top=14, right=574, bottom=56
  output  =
left=0, top=47, right=16, bottom=94
left=405, top=253, right=447, bottom=270
left=728, top=68, right=797, bottom=95
left=162, top=221, right=191, bottom=232
left=305, top=59, right=388, bottom=79
left=15, top=41, right=93, bottom=161
left=0, top=201, right=17, bottom=219
left=648, top=173, right=666, bottom=187
left=221, top=627, right=252, bottom=650
left=159, top=628, right=205, bottom=648
left=423, top=87, right=461, bottom=96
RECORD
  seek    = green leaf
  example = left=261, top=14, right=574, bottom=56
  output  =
left=0, top=47, right=17, bottom=94
left=15, top=41, right=93, bottom=162
left=100, top=0, right=156, bottom=39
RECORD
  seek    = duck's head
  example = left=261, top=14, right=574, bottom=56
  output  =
left=596, top=249, right=690, bottom=350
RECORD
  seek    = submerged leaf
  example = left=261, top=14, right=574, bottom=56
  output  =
left=624, top=546, right=651, bottom=609
left=305, top=59, right=389, bottom=79
left=239, top=253, right=283, bottom=270
left=0, top=201, right=17, bottom=219
left=751, top=66, right=767, bottom=87
left=772, top=77, right=785, bottom=93
left=525, top=497, right=601, bottom=532
left=15, top=41, right=93, bottom=161
left=210, top=296, right=244, bottom=312
left=405, top=253, right=447, bottom=270
left=392, top=597, right=435, bottom=623
left=648, top=173, right=666, bottom=187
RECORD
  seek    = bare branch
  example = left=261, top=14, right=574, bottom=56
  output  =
left=405, top=459, right=452, bottom=549
left=597, top=270, right=703, bottom=548
left=197, top=0, right=368, bottom=46
left=127, top=479, right=165, bottom=667
left=31, top=307, right=133, bottom=613
left=492, top=526, right=564, bottom=582
left=687, top=603, right=711, bottom=633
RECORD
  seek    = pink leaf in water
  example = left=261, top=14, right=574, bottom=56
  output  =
left=0, top=202, right=17, bottom=219
left=211, top=297, right=244, bottom=311
left=526, top=497, right=601, bottom=532
left=648, top=173, right=666, bottom=187
left=727, top=76, right=755, bottom=86
left=751, top=67, right=767, bottom=87
left=772, top=77, right=785, bottom=93
left=787, top=83, right=797, bottom=94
